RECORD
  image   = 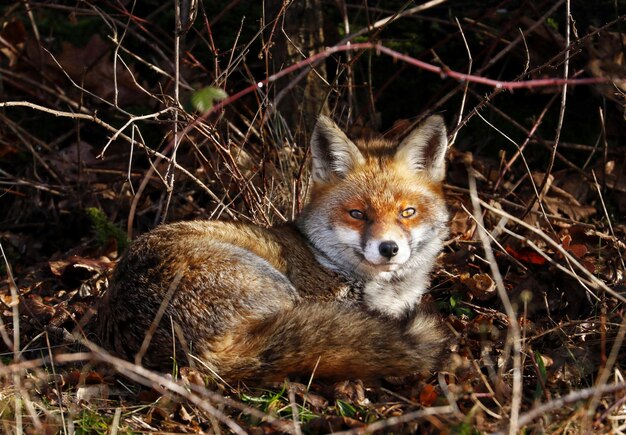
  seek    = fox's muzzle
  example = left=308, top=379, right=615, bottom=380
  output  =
left=379, top=240, right=399, bottom=259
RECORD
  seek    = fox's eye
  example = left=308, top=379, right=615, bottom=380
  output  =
left=349, top=210, right=365, bottom=220
left=401, top=207, right=416, bottom=218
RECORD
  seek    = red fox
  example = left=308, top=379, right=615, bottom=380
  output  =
left=98, top=115, right=450, bottom=383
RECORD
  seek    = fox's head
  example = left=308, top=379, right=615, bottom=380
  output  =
left=299, top=115, right=449, bottom=283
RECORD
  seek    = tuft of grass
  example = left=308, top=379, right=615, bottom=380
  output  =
left=452, top=421, right=483, bottom=435
left=74, top=408, right=112, bottom=435
left=240, top=387, right=317, bottom=423
left=335, top=399, right=358, bottom=418
left=533, top=350, right=549, bottom=401
left=241, top=387, right=288, bottom=416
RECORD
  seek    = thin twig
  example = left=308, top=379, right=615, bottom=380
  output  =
left=450, top=17, right=471, bottom=147
left=334, top=406, right=455, bottom=434
left=0, top=240, right=22, bottom=434
left=521, top=0, right=571, bottom=221
left=467, top=171, right=523, bottom=434
left=513, top=382, right=626, bottom=429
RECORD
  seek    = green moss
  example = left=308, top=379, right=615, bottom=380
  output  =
left=86, top=208, right=129, bottom=250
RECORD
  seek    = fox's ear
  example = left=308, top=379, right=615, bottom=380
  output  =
left=310, top=116, right=365, bottom=183
left=395, top=115, right=448, bottom=182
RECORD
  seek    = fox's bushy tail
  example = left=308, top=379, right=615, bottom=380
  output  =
left=208, top=303, right=448, bottom=383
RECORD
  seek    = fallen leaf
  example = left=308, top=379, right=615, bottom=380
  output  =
left=76, top=384, right=109, bottom=403
left=288, top=382, right=328, bottom=409
left=449, top=207, right=476, bottom=239
left=506, top=245, right=547, bottom=265
left=145, top=405, right=170, bottom=425
left=560, top=234, right=588, bottom=258
left=469, top=314, right=498, bottom=339
left=532, top=172, right=596, bottom=220
left=179, top=367, right=206, bottom=388
left=0, top=20, right=26, bottom=67
left=543, top=193, right=596, bottom=221
left=49, top=255, right=114, bottom=281
left=137, top=388, right=162, bottom=403
left=175, top=403, right=193, bottom=423
left=587, top=28, right=626, bottom=106
left=0, top=292, right=19, bottom=307
left=18, top=294, right=55, bottom=323
left=461, top=273, right=497, bottom=301
left=418, top=384, right=438, bottom=406
left=48, top=141, right=98, bottom=184
left=332, top=379, right=367, bottom=405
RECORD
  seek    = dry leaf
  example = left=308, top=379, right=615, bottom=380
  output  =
left=449, top=208, right=476, bottom=239
left=65, top=369, right=106, bottom=386
left=18, top=295, right=56, bottom=323
left=601, top=159, right=626, bottom=193
left=49, top=255, right=114, bottom=278
left=76, top=384, right=109, bottom=403
left=48, top=141, right=98, bottom=183
left=418, top=384, right=438, bottom=406
left=0, top=20, right=26, bottom=67
left=587, top=28, right=626, bottom=110
left=461, top=273, right=497, bottom=301
left=175, top=404, right=193, bottom=423
left=179, top=367, right=206, bottom=388
left=543, top=191, right=596, bottom=221
left=332, top=379, right=367, bottom=405
left=288, top=382, right=328, bottom=409
left=0, top=292, right=19, bottom=307
left=560, top=234, right=588, bottom=258
left=506, top=245, right=547, bottom=266
left=532, top=171, right=596, bottom=220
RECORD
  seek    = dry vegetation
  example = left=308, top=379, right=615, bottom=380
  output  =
left=1, top=0, right=625, bottom=433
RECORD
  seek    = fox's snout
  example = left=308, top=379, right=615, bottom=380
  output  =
left=379, top=240, right=399, bottom=258
left=363, top=233, right=411, bottom=268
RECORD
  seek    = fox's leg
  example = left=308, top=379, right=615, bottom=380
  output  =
left=207, top=303, right=448, bottom=383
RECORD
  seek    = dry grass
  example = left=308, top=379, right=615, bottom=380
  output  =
left=1, top=1, right=625, bottom=433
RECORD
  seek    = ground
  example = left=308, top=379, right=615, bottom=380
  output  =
left=1, top=1, right=625, bottom=433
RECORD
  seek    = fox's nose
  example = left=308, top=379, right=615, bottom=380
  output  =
left=379, top=241, right=399, bottom=259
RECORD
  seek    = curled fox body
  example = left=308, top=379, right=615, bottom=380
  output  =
left=98, top=115, right=450, bottom=383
